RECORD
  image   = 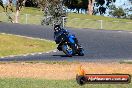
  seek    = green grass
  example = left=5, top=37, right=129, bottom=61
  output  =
left=0, top=7, right=132, bottom=30
left=0, top=6, right=42, bottom=15
left=67, top=13, right=132, bottom=31
left=68, top=13, right=132, bottom=22
left=20, top=7, right=43, bottom=24
left=0, top=78, right=131, bottom=88
left=0, top=33, right=56, bottom=57
left=0, top=6, right=43, bottom=24
left=120, top=61, right=132, bottom=64
left=1, top=61, right=80, bottom=65
left=21, top=7, right=43, bottom=15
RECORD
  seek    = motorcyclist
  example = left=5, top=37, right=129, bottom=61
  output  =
left=54, top=25, right=81, bottom=51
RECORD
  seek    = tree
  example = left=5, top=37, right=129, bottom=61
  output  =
left=24, top=0, right=39, bottom=7
left=41, top=0, right=67, bottom=27
left=1, top=0, right=26, bottom=23
left=64, top=0, right=116, bottom=15
left=93, top=0, right=116, bottom=15
left=5, top=0, right=14, bottom=12
left=64, top=0, right=81, bottom=13
left=0, top=0, right=5, bottom=10
left=88, top=0, right=95, bottom=15
left=111, top=7, right=126, bottom=18
left=129, top=15, right=132, bottom=20
left=63, top=0, right=89, bottom=13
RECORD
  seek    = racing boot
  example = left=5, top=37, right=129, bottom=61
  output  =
left=57, top=44, right=62, bottom=51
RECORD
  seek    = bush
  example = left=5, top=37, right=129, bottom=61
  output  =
left=111, top=7, right=126, bottom=18
left=129, top=15, right=132, bottom=20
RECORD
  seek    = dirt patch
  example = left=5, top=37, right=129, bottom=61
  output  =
left=0, top=62, right=132, bottom=80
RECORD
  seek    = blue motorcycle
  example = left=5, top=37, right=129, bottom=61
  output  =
left=54, top=25, right=84, bottom=57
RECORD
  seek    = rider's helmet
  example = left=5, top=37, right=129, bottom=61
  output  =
left=54, top=25, right=61, bottom=32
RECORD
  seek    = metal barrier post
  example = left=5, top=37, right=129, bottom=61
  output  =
left=25, top=14, right=28, bottom=24
left=100, top=20, right=103, bottom=29
left=62, top=17, right=67, bottom=28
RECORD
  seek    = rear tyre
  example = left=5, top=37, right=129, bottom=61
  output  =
left=78, top=48, right=84, bottom=56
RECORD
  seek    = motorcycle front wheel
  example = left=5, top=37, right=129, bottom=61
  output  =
left=62, top=44, right=73, bottom=57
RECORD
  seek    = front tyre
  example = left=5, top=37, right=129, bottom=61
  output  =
left=76, top=75, right=86, bottom=85
left=62, top=44, right=73, bottom=57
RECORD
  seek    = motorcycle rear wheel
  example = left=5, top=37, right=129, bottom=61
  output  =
left=78, top=48, right=84, bottom=56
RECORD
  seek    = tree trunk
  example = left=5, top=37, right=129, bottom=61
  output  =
left=15, top=0, right=20, bottom=23
left=15, top=10, right=19, bottom=23
left=0, top=0, right=5, bottom=10
left=88, top=0, right=94, bottom=15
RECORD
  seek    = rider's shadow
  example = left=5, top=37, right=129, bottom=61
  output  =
left=52, top=54, right=81, bottom=57
left=53, top=55, right=70, bottom=57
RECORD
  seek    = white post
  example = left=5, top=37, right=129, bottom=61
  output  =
left=100, top=20, right=103, bottom=29
left=62, top=17, right=64, bottom=28
left=25, top=14, right=28, bottom=24
left=62, top=17, right=67, bottom=28
left=53, top=20, right=55, bottom=28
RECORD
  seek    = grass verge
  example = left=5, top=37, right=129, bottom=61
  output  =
left=0, top=7, right=132, bottom=30
left=0, top=33, right=56, bottom=57
left=0, top=78, right=131, bottom=88
left=0, top=61, right=80, bottom=65
left=22, top=61, right=79, bottom=65
left=67, top=13, right=132, bottom=31
left=120, top=60, right=132, bottom=64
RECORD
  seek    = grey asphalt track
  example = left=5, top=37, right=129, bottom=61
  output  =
left=0, top=22, right=132, bottom=61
